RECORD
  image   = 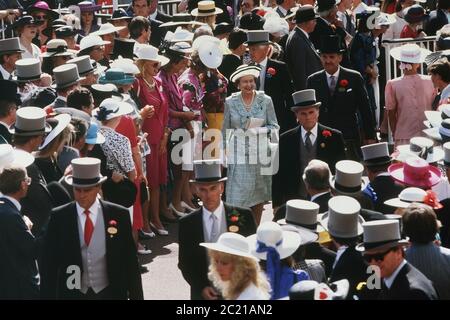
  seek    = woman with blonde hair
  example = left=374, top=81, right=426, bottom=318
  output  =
left=201, top=232, right=271, bottom=300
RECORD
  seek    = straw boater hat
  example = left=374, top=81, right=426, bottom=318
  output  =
left=200, top=232, right=258, bottom=260
left=39, top=114, right=71, bottom=150
left=12, top=58, right=42, bottom=83
left=384, top=187, right=443, bottom=210
left=65, top=157, right=107, bottom=188
left=52, top=64, right=85, bottom=90
left=9, top=107, right=52, bottom=136
left=0, top=38, right=24, bottom=55
left=229, top=64, right=261, bottom=83
left=277, top=199, right=320, bottom=244
left=135, top=44, right=170, bottom=67
left=190, top=159, right=227, bottom=183
left=330, top=160, right=368, bottom=195
left=319, top=196, right=365, bottom=238
left=388, top=157, right=442, bottom=189
left=0, top=144, right=34, bottom=170
left=191, top=1, right=223, bottom=17
left=361, top=142, right=392, bottom=167
left=247, top=221, right=302, bottom=260
left=390, top=43, right=431, bottom=64
left=396, top=137, right=444, bottom=164
left=291, top=89, right=321, bottom=111
left=356, top=220, right=408, bottom=253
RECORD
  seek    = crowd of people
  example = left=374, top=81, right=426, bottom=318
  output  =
left=1, top=0, right=450, bottom=300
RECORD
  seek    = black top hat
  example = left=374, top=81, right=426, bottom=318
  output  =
left=52, top=19, right=67, bottom=29
left=317, top=0, right=337, bottom=12
left=213, top=22, right=234, bottom=37
left=228, top=28, right=247, bottom=50
left=319, top=35, right=346, bottom=54
left=55, top=26, right=78, bottom=38
left=404, top=4, right=427, bottom=24
left=108, top=8, right=132, bottom=21
left=11, top=15, right=43, bottom=31
left=0, top=80, right=21, bottom=105
left=294, top=5, right=318, bottom=24
left=239, top=11, right=266, bottom=31
left=111, top=38, right=136, bottom=60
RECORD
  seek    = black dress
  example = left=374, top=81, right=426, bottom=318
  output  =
left=34, top=156, right=63, bottom=184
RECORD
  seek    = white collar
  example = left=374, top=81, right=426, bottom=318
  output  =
left=257, top=57, right=268, bottom=68
left=297, top=26, right=309, bottom=39
left=310, top=190, right=329, bottom=202
left=333, top=245, right=348, bottom=269
left=326, top=67, right=340, bottom=79
left=375, top=172, right=391, bottom=177
left=0, top=64, right=11, bottom=78
left=1, top=195, right=21, bottom=211
left=301, top=122, right=318, bottom=138
left=76, top=198, right=100, bottom=222
left=203, top=201, right=224, bottom=219
left=0, top=120, right=11, bottom=130
left=149, top=11, right=157, bottom=20
left=384, top=259, right=407, bottom=289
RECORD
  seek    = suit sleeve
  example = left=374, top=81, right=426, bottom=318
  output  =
left=5, top=213, right=40, bottom=260
left=289, top=39, right=309, bottom=91
left=40, top=212, right=60, bottom=299
left=281, top=62, right=295, bottom=108
left=354, top=72, right=376, bottom=139
left=334, top=130, right=347, bottom=164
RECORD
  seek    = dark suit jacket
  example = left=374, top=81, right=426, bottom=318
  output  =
left=313, top=192, right=332, bottom=213
left=0, top=197, right=40, bottom=299
left=435, top=198, right=450, bottom=248
left=40, top=200, right=143, bottom=300
left=149, top=18, right=167, bottom=48
left=307, top=67, right=376, bottom=141
left=156, top=10, right=172, bottom=23
left=178, top=203, right=257, bottom=300
left=304, top=242, right=336, bottom=278
left=219, top=54, right=242, bottom=96
left=370, top=175, right=404, bottom=215
left=261, top=59, right=296, bottom=133
left=329, top=246, right=368, bottom=299
left=285, top=26, right=323, bottom=91
left=0, top=123, right=12, bottom=144
left=380, top=262, right=438, bottom=300
left=272, top=124, right=346, bottom=207
left=425, top=9, right=448, bottom=36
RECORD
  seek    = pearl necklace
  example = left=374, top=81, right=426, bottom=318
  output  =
left=144, top=78, right=156, bottom=90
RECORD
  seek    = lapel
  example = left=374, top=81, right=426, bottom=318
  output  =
left=297, top=27, right=320, bottom=59
left=68, top=202, right=83, bottom=268
left=195, top=208, right=206, bottom=243
left=99, top=200, right=113, bottom=266
left=333, top=68, right=346, bottom=98
left=320, top=71, right=331, bottom=104
left=316, top=124, right=326, bottom=158
left=385, top=263, right=409, bottom=296
left=263, top=59, right=272, bottom=92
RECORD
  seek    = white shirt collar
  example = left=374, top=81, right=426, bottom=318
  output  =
left=258, top=57, right=268, bottom=68
left=0, top=64, right=11, bottom=79
left=76, top=198, right=101, bottom=230
left=376, top=172, right=391, bottom=177
left=298, top=26, right=309, bottom=39
left=333, top=245, right=348, bottom=269
left=326, top=67, right=340, bottom=79
left=149, top=11, right=157, bottom=20
left=310, top=190, right=329, bottom=202
left=441, top=83, right=450, bottom=100
left=203, top=201, right=224, bottom=220
left=301, top=122, right=318, bottom=145
left=384, top=259, right=407, bottom=289
left=1, top=195, right=21, bottom=211
left=0, top=120, right=10, bottom=130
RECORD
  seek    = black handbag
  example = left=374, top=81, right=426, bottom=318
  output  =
left=102, top=177, right=138, bottom=208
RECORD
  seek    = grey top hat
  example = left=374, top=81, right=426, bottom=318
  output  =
left=320, top=196, right=364, bottom=238
left=361, top=142, right=392, bottom=167
left=444, top=142, right=450, bottom=166
left=277, top=199, right=320, bottom=244
left=67, top=55, right=95, bottom=76
left=330, top=160, right=367, bottom=195
left=189, top=159, right=227, bottom=183
left=356, top=220, right=408, bottom=253
left=12, top=58, right=42, bottom=82
left=291, top=89, right=321, bottom=111
left=9, top=107, right=52, bottom=136
left=245, top=30, right=271, bottom=45
left=52, top=64, right=85, bottom=90
left=0, top=37, right=24, bottom=55
left=65, top=157, right=107, bottom=188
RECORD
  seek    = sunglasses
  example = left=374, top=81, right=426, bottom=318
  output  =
left=363, top=248, right=395, bottom=263
left=34, top=14, right=47, bottom=19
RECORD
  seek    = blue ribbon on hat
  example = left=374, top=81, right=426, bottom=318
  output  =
left=256, top=239, right=283, bottom=300
left=363, top=182, right=377, bottom=203
left=95, top=106, right=119, bottom=121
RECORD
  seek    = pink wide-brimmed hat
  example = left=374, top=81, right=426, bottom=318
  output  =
left=388, top=157, right=442, bottom=189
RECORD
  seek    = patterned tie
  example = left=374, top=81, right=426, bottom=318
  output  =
left=210, top=214, right=219, bottom=243
left=305, top=131, right=313, bottom=151
left=329, top=75, right=336, bottom=96
left=84, top=210, right=94, bottom=246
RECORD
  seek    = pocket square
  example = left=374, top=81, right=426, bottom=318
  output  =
left=346, top=88, right=352, bottom=92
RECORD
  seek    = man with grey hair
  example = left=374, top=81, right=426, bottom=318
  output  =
left=303, top=159, right=332, bottom=212
left=0, top=165, right=40, bottom=299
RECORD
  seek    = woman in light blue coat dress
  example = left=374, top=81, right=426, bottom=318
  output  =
left=222, top=65, right=279, bottom=225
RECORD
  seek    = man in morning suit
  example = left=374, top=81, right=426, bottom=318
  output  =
left=178, top=160, right=257, bottom=300
left=272, top=89, right=346, bottom=208
left=247, top=30, right=296, bottom=133
left=307, top=35, right=376, bottom=161
left=357, top=220, right=438, bottom=300
left=0, top=80, right=20, bottom=145
left=131, top=0, right=168, bottom=48
left=0, top=153, right=39, bottom=299
left=361, top=142, right=404, bottom=215
left=285, top=5, right=323, bottom=91
left=40, top=158, right=143, bottom=299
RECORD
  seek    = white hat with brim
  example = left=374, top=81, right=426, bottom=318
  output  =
left=192, top=35, right=221, bottom=51
left=79, top=35, right=111, bottom=52
left=230, top=65, right=261, bottom=83
left=110, top=57, right=140, bottom=75
left=39, top=113, right=71, bottom=150
left=384, top=187, right=428, bottom=208
left=92, top=98, right=134, bottom=121
left=200, top=232, right=258, bottom=260
left=0, top=144, right=34, bottom=169
left=276, top=222, right=320, bottom=245
left=134, top=44, right=170, bottom=67
left=90, top=22, right=125, bottom=36
left=198, top=40, right=223, bottom=68
left=396, top=137, right=444, bottom=164
left=191, top=0, right=223, bottom=17
left=423, top=127, right=441, bottom=141
left=424, top=110, right=442, bottom=128
left=390, top=44, right=431, bottom=64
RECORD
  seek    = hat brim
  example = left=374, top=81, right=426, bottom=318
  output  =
left=362, top=156, right=392, bottom=167
left=388, top=162, right=442, bottom=188
left=423, top=127, right=442, bottom=142
left=384, top=197, right=412, bottom=208
left=200, top=241, right=258, bottom=260
left=191, top=7, right=223, bottom=17
left=229, top=67, right=261, bottom=83
left=91, top=26, right=126, bottom=37
left=319, top=212, right=365, bottom=238
left=276, top=219, right=320, bottom=244
left=160, top=20, right=206, bottom=28
left=329, top=176, right=368, bottom=195
left=189, top=177, right=227, bottom=183
left=52, top=76, right=86, bottom=90
left=12, top=74, right=42, bottom=83
left=9, top=122, right=52, bottom=136
left=390, top=46, right=431, bottom=63
left=28, top=7, right=60, bottom=20
left=291, top=102, right=321, bottom=111
left=98, top=74, right=135, bottom=86
left=92, top=100, right=135, bottom=121
left=135, top=54, right=170, bottom=67
left=355, top=239, right=409, bottom=253
left=198, top=45, right=223, bottom=69
left=0, top=148, right=35, bottom=169
left=53, top=107, right=91, bottom=123
left=85, top=131, right=105, bottom=145
left=247, top=230, right=302, bottom=260
left=292, top=13, right=319, bottom=23
left=396, top=145, right=444, bottom=164
left=65, top=175, right=107, bottom=188
left=0, top=49, right=25, bottom=55
left=39, top=114, right=71, bottom=150
left=424, top=110, right=442, bottom=128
